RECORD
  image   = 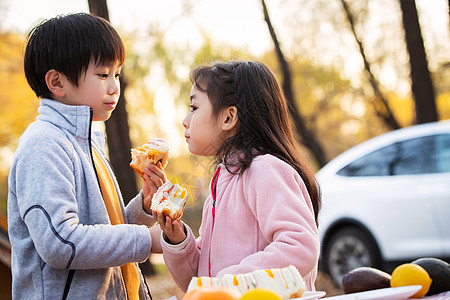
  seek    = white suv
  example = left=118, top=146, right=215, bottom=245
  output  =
left=316, top=121, right=450, bottom=286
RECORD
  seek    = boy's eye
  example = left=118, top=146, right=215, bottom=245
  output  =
left=98, top=74, right=108, bottom=78
left=189, top=105, right=197, bottom=112
left=115, top=73, right=122, bottom=79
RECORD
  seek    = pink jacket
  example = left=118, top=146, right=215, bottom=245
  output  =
left=161, top=154, right=320, bottom=292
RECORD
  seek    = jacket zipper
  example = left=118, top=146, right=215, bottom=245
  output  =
left=89, top=109, right=102, bottom=191
left=208, top=166, right=221, bottom=277
left=62, top=109, right=96, bottom=300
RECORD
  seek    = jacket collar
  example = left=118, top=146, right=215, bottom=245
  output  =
left=37, top=98, right=92, bottom=140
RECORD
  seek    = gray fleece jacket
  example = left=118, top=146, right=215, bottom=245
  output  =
left=8, top=98, right=155, bottom=299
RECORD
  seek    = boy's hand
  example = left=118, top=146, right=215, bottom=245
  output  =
left=152, top=211, right=186, bottom=245
left=142, top=162, right=167, bottom=214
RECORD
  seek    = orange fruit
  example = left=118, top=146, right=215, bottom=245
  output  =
left=240, top=288, right=283, bottom=300
left=390, top=263, right=432, bottom=298
left=182, top=286, right=241, bottom=300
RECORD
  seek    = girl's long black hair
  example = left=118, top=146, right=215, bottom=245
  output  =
left=190, top=60, right=321, bottom=225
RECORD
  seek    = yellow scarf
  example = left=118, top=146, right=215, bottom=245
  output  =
left=92, top=148, right=140, bottom=300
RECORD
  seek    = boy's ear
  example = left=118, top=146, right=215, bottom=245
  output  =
left=45, top=69, right=65, bottom=97
left=221, top=105, right=238, bottom=132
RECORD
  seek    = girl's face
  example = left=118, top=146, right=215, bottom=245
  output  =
left=182, top=85, right=226, bottom=156
left=60, top=60, right=122, bottom=121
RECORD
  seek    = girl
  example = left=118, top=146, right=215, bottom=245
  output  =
left=152, top=60, right=321, bottom=292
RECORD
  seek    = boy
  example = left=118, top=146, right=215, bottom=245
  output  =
left=8, top=13, right=159, bottom=299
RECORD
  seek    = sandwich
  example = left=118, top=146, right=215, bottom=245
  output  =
left=130, top=138, right=169, bottom=179
left=186, top=265, right=305, bottom=299
left=151, top=181, right=188, bottom=221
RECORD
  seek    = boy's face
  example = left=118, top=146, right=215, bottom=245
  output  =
left=61, top=60, right=122, bottom=122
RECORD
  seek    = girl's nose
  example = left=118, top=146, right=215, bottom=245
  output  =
left=182, top=114, right=190, bottom=128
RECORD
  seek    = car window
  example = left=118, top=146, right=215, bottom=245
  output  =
left=436, top=134, right=450, bottom=173
left=337, top=134, right=448, bottom=177
left=393, top=136, right=434, bottom=175
left=337, top=143, right=398, bottom=176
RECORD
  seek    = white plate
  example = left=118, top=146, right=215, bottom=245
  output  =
left=293, top=291, right=327, bottom=299
left=323, top=285, right=422, bottom=300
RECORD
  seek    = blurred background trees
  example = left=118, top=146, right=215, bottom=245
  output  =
left=0, top=0, right=449, bottom=242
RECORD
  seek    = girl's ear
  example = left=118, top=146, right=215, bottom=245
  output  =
left=221, top=105, right=238, bottom=132
left=45, top=69, right=65, bottom=97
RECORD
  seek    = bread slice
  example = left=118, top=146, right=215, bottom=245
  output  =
left=282, top=265, right=305, bottom=298
left=130, top=138, right=169, bottom=178
left=187, top=276, right=224, bottom=291
left=252, top=269, right=275, bottom=289
left=235, top=274, right=250, bottom=295
left=244, top=273, right=257, bottom=290
left=222, top=274, right=248, bottom=295
left=187, top=276, right=213, bottom=291
left=271, top=268, right=291, bottom=299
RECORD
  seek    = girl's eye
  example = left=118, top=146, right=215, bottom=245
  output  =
left=115, top=73, right=122, bottom=79
left=189, top=105, right=197, bottom=112
left=98, top=74, right=108, bottom=79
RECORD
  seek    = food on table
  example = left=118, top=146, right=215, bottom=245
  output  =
left=341, top=267, right=391, bottom=294
left=130, top=138, right=169, bottom=178
left=390, top=263, right=432, bottom=298
left=182, top=286, right=240, bottom=300
left=187, top=265, right=305, bottom=299
left=240, top=288, right=283, bottom=300
left=411, top=257, right=450, bottom=296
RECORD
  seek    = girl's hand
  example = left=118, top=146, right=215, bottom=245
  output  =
left=152, top=211, right=186, bottom=245
left=142, top=162, right=167, bottom=214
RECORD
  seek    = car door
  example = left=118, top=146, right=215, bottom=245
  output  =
left=337, top=135, right=444, bottom=261
left=432, top=133, right=450, bottom=255
left=372, top=134, right=449, bottom=260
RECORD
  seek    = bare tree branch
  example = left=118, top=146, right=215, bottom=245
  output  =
left=261, top=0, right=328, bottom=167
left=340, top=0, right=400, bottom=130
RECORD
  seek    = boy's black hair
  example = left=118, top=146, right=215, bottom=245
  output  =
left=24, top=13, right=125, bottom=99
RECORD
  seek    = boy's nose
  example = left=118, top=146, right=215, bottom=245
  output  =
left=108, top=82, right=120, bottom=95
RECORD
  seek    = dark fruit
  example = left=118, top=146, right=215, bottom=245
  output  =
left=412, top=257, right=450, bottom=296
left=342, top=267, right=392, bottom=294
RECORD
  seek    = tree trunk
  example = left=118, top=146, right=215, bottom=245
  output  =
left=87, top=0, right=154, bottom=276
left=340, top=0, right=400, bottom=130
left=87, top=0, right=110, bottom=20
left=104, top=77, right=138, bottom=203
left=399, top=0, right=438, bottom=124
left=87, top=0, right=138, bottom=202
left=261, top=0, right=328, bottom=168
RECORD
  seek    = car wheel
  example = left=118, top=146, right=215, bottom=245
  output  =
left=323, top=226, right=382, bottom=287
